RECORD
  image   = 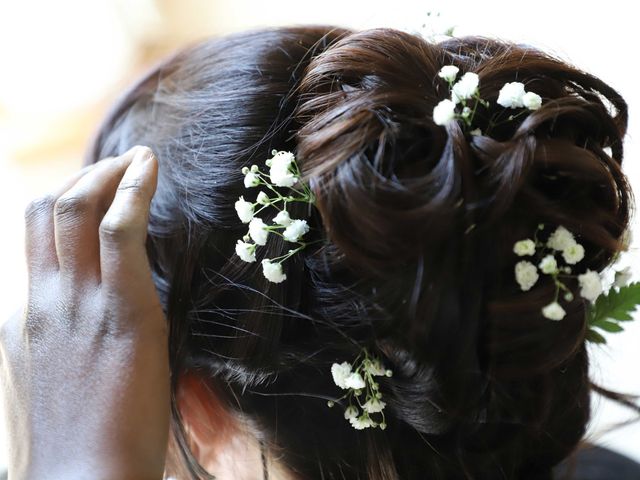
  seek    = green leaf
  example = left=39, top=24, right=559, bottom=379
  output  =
left=589, top=281, right=640, bottom=324
left=586, top=281, right=640, bottom=343
left=592, top=319, right=624, bottom=333
left=586, top=329, right=607, bottom=344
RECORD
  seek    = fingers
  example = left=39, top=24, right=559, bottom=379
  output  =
left=25, top=146, right=159, bottom=294
left=24, top=163, right=99, bottom=279
left=99, top=147, right=159, bottom=291
left=53, top=148, right=142, bottom=283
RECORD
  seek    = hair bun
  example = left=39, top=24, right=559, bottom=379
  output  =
left=295, top=29, right=630, bottom=278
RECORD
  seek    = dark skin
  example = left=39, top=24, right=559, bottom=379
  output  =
left=0, top=146, right=169, bottom=479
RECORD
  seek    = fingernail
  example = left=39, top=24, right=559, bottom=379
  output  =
left=132, top=146, right=155, bottom=165
left=122, top=147, right=156, bottom=182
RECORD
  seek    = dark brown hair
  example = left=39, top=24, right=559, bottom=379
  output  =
left=86, top=26, right=635, bottom=479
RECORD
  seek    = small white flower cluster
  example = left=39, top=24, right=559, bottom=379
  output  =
left=497, top=82, right=542, bottom=110
left=433, top=65, right=542, bottom=133
left=234, top=150, right=315, bottom=283
left=328, top=351, right=393, bottom=430
left=433, top=65, right=486, bottom=127
left=513, top=224, right=603, bottom=320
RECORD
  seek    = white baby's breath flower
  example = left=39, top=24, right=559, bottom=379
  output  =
left=269, top=151, right=298, bottom=187
left=363, top=359, right=386, bottom=377
left=273, top=210, right=292, bottom=226
left=470, top=128, right=482, bottom=136
left=515, top=260, right=539, bottom=291
left=270, top=150, right=295, bottom=166
left=283, top=219, right=310, bottom=242
left=497, top=82, right=526, bottom=109
left=261, top=259, right=287, bottom=283
left=513, top=239, right=536, bottom=256
left=538, top=254, right=558, bottom=274
left=438, top=65, right=459, bottom=82
left=243, top=170, right=260, bottom=188
left=234, top=196, right=254, bottom=224
left=256, top=191, right=270, bottom=205
left=451, top=72, right=479, bottom=103
left=547, top=225, right=576, bottom=251
left=542, top=301, right=566, bottom=320
left=349, top=414, right=375, bottom=430
left=433, top=99, right=456, bottom=126
left=330, top=353, right=390, bottom=431
left=344, top=372, right=366, bottom=390
left=248, top=217, right=269, bottom=245
left=523, top=91, right=542, bottom=110
left=235, top=240, right=256, bottom=263
left=562, top=243, right=585, bottom=264
left=578, top=270, right=603, bottom=302
left=614, top=267, right=633, bottom=288
left=343, top=405, right=359, bottom=420
left=362, top=398, right=386, bottom=414
left=331, top=362, right=353, bottom=390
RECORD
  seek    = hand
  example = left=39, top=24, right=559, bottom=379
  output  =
left=0, top=147, right=169, bottom=480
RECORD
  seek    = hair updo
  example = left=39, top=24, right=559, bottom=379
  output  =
left=87, top=26, right=634, bottom=480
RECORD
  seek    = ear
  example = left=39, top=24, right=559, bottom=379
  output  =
left=176, top=372, right=263, bottom=477
left=176, top=373, right=225, bottom=462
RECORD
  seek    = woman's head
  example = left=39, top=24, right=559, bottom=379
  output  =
left=86, top=26, right=633, bottom=479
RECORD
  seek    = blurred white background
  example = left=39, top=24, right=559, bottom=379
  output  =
left=0, top=0, right=638, bottom=471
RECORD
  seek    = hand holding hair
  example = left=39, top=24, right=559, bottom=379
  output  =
left=0, top=146, right=169, bottom=480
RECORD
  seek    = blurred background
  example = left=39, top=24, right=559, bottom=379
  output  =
left=0, top=0, right=638, bottom=470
